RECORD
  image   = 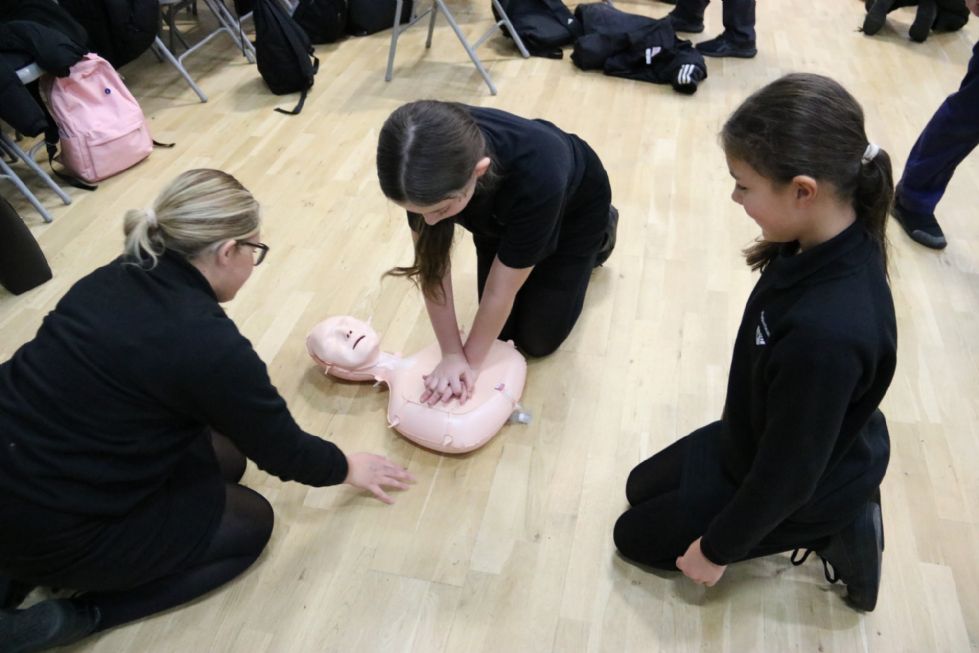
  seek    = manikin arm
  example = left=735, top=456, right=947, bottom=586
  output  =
left=464, top=256, right=533, bottom=369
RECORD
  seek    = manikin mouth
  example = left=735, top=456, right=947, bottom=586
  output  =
left=352, top=335, right=366, bottom=350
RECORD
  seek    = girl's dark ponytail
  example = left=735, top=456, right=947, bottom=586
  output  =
left=723, top=73, right=894, bottom=273
left=853, top=148, right=894, bottom=272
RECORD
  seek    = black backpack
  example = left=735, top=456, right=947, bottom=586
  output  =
left=346, top=0, right=412, bottom=36
left=294, top=0, right=348, bottom=44
left=59, top=0, right=159, bottom=68
left=254, top=0, right=320, bottom=115
left=493, top=0, right=581, bottom=59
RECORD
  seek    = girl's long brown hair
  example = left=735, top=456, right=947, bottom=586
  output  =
left=376, top=101, right=495, bottom=302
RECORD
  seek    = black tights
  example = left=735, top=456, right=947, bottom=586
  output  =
left=83, top=433, right=273, bottom=631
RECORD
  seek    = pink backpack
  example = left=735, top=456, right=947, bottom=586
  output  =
left=41, top=54, right=153, bottom=184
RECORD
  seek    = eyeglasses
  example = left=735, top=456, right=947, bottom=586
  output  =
left=236, top=240, right=270, bottom=266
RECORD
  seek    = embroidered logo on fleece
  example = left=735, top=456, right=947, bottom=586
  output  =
left=755, top=310, right=771, bottom=346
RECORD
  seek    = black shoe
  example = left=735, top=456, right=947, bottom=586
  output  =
left=891, top=198, right=947, bottom=249
left=863, top=0, right=895, bottom=35
left=696, top=35, right=757, bottom=58
left=595, top=205, right=618, bottom=267
left=0, top=576, right=35, bottom=610
left=0, top=599, right=101, bottom=653
left=792, top=497, right=885, bottom=612
left=672, top=63, right=705, bottom=95
left=667, top=10, right=705, bottom=33
left=908, top=0, right=937, bottom=42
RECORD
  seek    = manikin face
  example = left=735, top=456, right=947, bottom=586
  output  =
left=308, top=316, right=381, bottom=369
left=726, top=156, right=803, bottom=244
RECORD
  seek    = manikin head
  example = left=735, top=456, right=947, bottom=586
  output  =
left=306, top=316, right=382, bottom=370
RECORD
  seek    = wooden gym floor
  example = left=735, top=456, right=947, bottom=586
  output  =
left=1, top=0, right=978, bottom=650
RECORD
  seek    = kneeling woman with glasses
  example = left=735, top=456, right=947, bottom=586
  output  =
left=0, top=169, right=413, bottom=652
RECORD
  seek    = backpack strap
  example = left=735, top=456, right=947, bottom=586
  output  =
left=45, top=141, right=98, bottom=192
left=274, top=54, right=318, bottom=115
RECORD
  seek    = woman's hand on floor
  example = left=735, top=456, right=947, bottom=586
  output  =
left=420, top=353, right=476, bottom=405
left=344, top=453, right=416, bottom=504
left=676, top=537, right=727, bottom=587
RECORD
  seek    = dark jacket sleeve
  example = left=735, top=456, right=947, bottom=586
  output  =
left=699, top=330, right=864, bottom=565
left=182, top=325, right=349, bottom=487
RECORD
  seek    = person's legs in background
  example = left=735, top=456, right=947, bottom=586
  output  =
left=695, top=0, right=757, bottom=58
left=668, top=0, right=709, bottom=33
left=893, top=40, right=979, bottom=249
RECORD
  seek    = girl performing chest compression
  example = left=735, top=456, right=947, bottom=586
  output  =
left=376, top=101, right=617, bottom=405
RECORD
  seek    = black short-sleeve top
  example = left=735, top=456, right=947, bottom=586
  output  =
left=408, top=106, right=607, bottom=268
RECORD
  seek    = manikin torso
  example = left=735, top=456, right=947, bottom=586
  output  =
left=306, top=316, right=527, bottom=453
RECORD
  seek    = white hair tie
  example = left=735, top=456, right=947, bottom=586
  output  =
left=146, top=207, right=158, bottom=228
left=862, top=143, right=880, bottom=165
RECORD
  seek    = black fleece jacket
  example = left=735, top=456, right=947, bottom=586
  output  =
left=700, top=223, right=897, bottom=565
left=0, top=252, right=348, bottom=518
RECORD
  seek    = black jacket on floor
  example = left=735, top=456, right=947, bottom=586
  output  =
left=0, top=252, right=348, bottom=520
left=699, top=223, right=897, bottom=565
left=571, top=3, right=706, bottom=93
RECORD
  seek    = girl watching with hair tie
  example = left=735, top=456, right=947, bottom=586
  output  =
left=614, top=73, right=897, bottom=612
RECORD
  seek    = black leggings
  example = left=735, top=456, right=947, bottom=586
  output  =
left=476, top=248, right=598, bottom=357
left=613, top=427, right=836, bottom=569
left=80, top=434, right=272, bottom=631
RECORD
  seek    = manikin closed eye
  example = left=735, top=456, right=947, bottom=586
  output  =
left=306, top=316, right=529, bottom=454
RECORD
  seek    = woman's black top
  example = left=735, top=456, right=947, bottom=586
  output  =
left=0, top=252, right=348, bottom=520
left=700, top=223, right=897, bottom=565
left=409, top=106, right=607, bottom=267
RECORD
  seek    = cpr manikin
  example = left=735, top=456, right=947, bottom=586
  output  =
left=307, top=316, right=528, bottom=454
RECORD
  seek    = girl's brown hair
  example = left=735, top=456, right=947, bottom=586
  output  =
left=376, top=101, right=495, bottom=302
left=722, top=73, right=893, bottom=271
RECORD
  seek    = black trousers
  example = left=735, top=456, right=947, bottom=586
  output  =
left=675, top=0, right=756, bottom=44
left=613, top=422, right=852, bottom=569
left=0, top=433, right=272, bottom=631
left=475, top=144, right=612, bottom=358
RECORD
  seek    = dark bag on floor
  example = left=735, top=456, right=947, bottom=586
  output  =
left=59, top=0, right=159, bottom=69
left=0, top=195, right=53, bottom=295
left=346, top=0, right=412, bottom=36
left=253, top=0, right=320, bottom=115
left=294, top=0, right=348, bottom=43
left=493, top=0, right=581, bottom=59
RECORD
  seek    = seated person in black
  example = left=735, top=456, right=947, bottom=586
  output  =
left=376, top=101, right=616, bottom=406
left=614, top=75, right=897, bottom=612
left=0, top=170, right=415, bottom=652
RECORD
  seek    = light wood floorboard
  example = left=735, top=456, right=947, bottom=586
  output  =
left=2, top=1, right=978, bottom=650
